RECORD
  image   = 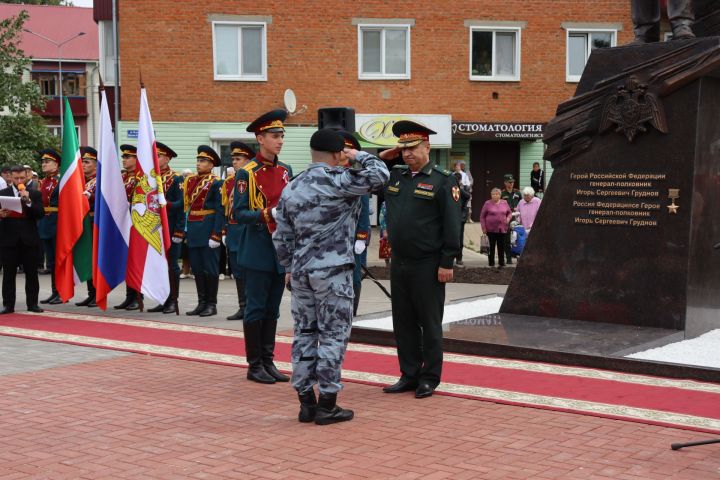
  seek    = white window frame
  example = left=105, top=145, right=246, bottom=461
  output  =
left=468, top=26, right=521, bottom=82
left=212, top=21, right=267, bottom=82
left=48, top=124, right=81, bottom=141
left=357, top=23, right=411, bottom=80
left=98, top=20, right=119, bottom=86
left=565, top=28, right=617, bottom=83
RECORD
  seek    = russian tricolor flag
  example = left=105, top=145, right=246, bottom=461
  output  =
left=92, top=90, right=131, bottom=310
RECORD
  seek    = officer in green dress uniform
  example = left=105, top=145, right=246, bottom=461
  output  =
left=222, top=141, right=255, bottom=321
left=147, top=142, right=185, bottom=314
left=38, top=149, right=62, bottom=305
left=114, top=144, right=142, bottom=310
left=173, top=145, right=224, bottom=317
left=380, top=120, right=461, bottom=399
left=500, top=174, right=521, bottom=265
left=75, top=147, right=98, bottom=307
left=234, top=109, right=292, bottom=384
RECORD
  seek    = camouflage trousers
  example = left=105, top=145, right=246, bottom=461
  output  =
left=290, top=265, right=354, bottom=395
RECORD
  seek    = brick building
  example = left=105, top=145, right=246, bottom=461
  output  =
left=96, top=0, right=637, bottom=218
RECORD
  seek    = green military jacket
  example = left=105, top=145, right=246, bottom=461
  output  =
left=501, top=188, right=522, bottom=210
left=383, top=162, right=462, bottom=269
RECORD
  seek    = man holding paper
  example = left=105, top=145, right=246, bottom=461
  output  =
left=0, top=165, right=45, bottom=314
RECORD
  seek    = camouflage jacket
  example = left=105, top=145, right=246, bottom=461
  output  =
left=273, top=151, right=389, bottom=274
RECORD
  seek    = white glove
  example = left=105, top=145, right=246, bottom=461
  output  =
left=354, top=240, right=366, bottom=255
left=271, top=207, right=277, bottom=218
left=171, top=236, right=183, bottom=244
left=209, top=239, right=221, bottom=249
left=222, top=235, right=227, bottom=246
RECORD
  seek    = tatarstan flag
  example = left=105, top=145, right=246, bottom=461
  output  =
left=55, top=98, right=92, bottom=302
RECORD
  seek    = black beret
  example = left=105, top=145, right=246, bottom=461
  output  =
left=310, top=128, right=345, bottom=153
left=196, top=145, right=221, bottom=166
left=155, top=142, right=177, bottom=158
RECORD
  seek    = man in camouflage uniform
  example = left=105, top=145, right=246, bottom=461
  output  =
left=75, top=147, right=98, bottom=307
left=222, top=141, right=255, bottom=321
left=273, top=128, right=389, bottom=425
left=38, top=149, right=62, bottom=305
left=500, top=174, right=521, bottom=265
left=114, top=145, right=142, bottom=310
left=380, top=120, right=461, bottom=399
left=147, top=142, right=184, bottom=314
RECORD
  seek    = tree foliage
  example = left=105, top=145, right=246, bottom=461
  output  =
left=0, top=9, right=58, bottom=169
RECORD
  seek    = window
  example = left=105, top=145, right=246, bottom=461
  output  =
left=358, top=25, right=410, bottom=79
left=99, top=20, right=118, bottom=85
left=36, top=74, right=57, bottom=96
left=566, top=30, right=616, bottom=82
left=469, top=27, right=521, bottom=81
left=47, top=125, right=81, bottom=139
left=212, top=21, right=266, bottom=81
left=62, top=74, right=80, bottom=96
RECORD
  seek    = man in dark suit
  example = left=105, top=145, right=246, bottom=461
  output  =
left=0, top=165, right=45, bottom=314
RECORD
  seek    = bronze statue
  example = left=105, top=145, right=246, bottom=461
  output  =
left=632, top=0, right=695, bottom=43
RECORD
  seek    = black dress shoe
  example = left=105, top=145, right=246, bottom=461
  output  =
left=27, top=305, right=44, bottom=313
left=124, top=300, right=140, bottom=311
left=264, top=363, right=290, bottom=382
left=113, top=298, right=131, bottom=310
left=162, top=301, right=177, bottom=314
left=382, top=378, right=418, bottom=393
left=198, top=304, right=217, bottom=317
left=48, top=296, right=63, bottom=305
left=0, top=307, right=15, bottom=314
left=146, top=304, right=165, bottom=313
left=186, top=303, right=206, bottom=316
left=226, top=309, right=244, bottom=320
left=75, top=296, right=92, bottom=307
left=40, top=293, right=56, bottom=304
left=246, top=365, right=276, bottom=384
left=87, top=298, right=97, bottom=308
left=415, top=382, right=435, bottom=399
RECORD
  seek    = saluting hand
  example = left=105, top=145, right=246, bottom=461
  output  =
left=379, top=147, right=401, bottom=161
left=438, top=267, right=453, bottom=283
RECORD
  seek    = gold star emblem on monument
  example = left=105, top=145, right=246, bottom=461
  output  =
left=667, top=188, right=679, bottom=214
left=667, top=203, right=679, bottom=214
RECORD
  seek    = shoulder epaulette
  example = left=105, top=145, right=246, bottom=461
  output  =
left=243, top=161, right=258, bottom=173
left=392, top=164, right=408, bottom=170
left=433, top=165, right=451, bottom=176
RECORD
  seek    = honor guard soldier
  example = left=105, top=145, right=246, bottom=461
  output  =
left=38, top=149, right=62, bottom=305
left=337, top=131, right=371, bottom=316
left=173, top=146, right=224, bottom=317
left=75, top=147, right=98, bottom=307
left=222, top=141, right=255, bottom=321
left=380, top=120, right=461, bottom=399
left=147, top=142, right=184, bottom=314
left=114, top=144, right=142, bottom=310
left=273, top=129, right=389, bottom=424
left=234, top=109, right=292, bottom=384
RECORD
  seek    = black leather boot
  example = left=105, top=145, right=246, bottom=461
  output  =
left=75, top=280, right=95, bottom=306
left=163, top=273, right=179, bottom=314
left=186, top=274, right=207, bottom=316
left=113, top=286, right=134, bottom=310
left=314, top=393, right=354, bottom=425
left=261, top=318, right=289, bottom=382
left=199, top=274, right=218, bottom=317
left=298, top=390, right=317, bottom=423
left=86, top=281, right=97, bottom=307
left=226, top=277, right=246, bottom=320
left=124, top=289, right=141, bottom=311
left=41, top=273, right=60, bottom=304
left=243, top=320, right=275, bottom=384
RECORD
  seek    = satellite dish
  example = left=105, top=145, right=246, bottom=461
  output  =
left=284, top=89, right=297, bottom=114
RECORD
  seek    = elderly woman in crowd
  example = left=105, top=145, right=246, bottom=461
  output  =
left=480, top=188, right=512, bottom=268
left=517, top=186, right=542, bottom=232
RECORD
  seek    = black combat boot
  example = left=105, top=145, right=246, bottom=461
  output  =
left=226, top=277, right=246, bottom=320
left=298, top=390, right=317, bottom=423
left=76, top=281, right=95, bottom=306
left=314, top=393, right=354, bottom=425
left=199, top=274, right=218, bottom=317
left=86, top=281, right=97, bottom=308
left=352, top=282, right=361, bottom=317
left=125, top=289, right=141, bottom=311
left=163, top=273, right=179, bottom=314
left=243, top=320, right=275, bottom=384
left=186, top=274, right=207, bottom=316
left=113, top=286, right=134, bottom=309
left=261, top=318, right=289, bottom=382
left=147, top=301, right=166, bottom=313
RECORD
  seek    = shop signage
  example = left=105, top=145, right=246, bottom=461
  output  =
left=355, top=114, right=452, bottom=148
left=452, top=122, right=544, bottom=139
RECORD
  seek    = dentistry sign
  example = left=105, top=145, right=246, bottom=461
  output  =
left=355, top=114, right=452, bottom=148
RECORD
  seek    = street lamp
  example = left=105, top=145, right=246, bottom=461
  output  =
left=23, top=29, right=86, bottom=138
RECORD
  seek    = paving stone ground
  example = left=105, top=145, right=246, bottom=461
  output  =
left=1, top=350, right=718, bottom=480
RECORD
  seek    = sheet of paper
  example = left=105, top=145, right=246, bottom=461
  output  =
left=0, top=196, right=23, bottom=213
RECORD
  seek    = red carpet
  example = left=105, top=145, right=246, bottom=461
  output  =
left=1, top=311, right=719, bottom=434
